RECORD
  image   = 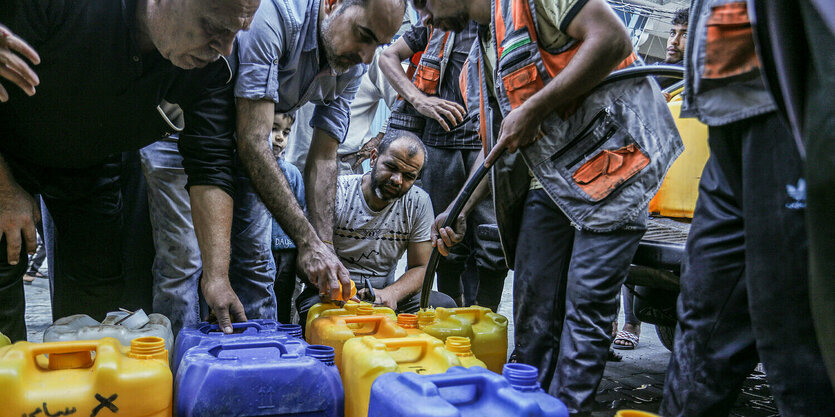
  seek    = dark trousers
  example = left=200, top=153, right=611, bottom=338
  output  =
left=418, top=146, right=508, bottom=310
left=513, top=189, right=644, bottom=413
left=295, top=282, right=457, bottom=332
left=273, top=248, right=298, bottom=324
left=0, top=155, right=126, bottom=342
left=660, top=113, right=835, bottom=416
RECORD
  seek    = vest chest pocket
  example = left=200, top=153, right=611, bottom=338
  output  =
left=547, top=109, right=650, bottom=202
left=414, top=55, right=442, bottom=95
left=498, top=28, right=544, bottom=111
left=702, top=2, right=760, bottom=81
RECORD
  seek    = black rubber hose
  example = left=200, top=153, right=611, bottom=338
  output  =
left=418, top=64, right=685, bottom=309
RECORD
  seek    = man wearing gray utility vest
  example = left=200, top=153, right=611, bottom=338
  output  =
left=416, top=0, right=682, bottom=413
left=379, top=22, right=508, bottom=312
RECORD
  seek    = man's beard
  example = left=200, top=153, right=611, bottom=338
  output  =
left=321, top=10, right=362, bottom=73
left=369, top=165, right=402, bottom=202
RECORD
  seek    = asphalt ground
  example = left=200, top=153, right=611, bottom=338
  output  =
left=23, top=263, right=776, bottom=416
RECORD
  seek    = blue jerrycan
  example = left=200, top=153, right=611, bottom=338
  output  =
left=367, top=364, right=568, bottom=417
left=173, top=320, right=303, bottom=374
left=176, top=341, right=343, bottom=417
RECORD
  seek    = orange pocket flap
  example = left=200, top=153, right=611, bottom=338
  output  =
left=703, top=2, right=760, bottom=80
left=502, top=63, right=543, bottom=110
left=414, top=65, right=440, bottom=95
left=572, top=144, right=649, bottom=201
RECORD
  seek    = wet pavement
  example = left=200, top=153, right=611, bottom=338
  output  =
left=23, top=264, right=777, bottom=416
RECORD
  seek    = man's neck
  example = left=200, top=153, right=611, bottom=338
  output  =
left=134, top=0, right=156, bottom=53
left=361, top=174, right=390, bottom=212
left=469, top=0, right=492, bottom=25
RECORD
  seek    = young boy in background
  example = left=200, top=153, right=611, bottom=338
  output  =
left=270, top=112, right=306, bottom=323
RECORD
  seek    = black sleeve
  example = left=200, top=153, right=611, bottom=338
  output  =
left=167, top=46, right=238, bottom=198
left=401, top=24, right=429, bottom=55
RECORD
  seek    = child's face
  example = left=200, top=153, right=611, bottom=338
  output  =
left=271, top=114, right=294, bottom=152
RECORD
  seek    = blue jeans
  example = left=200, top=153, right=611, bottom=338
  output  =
left=140, top=140, right=277, bottom=333
left=140, top=140, right=203, bottom=334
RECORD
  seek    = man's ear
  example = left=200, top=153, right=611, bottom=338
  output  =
left=323, top=0, right=342, bottom=14
left=369, top=148, right=378, bottom=165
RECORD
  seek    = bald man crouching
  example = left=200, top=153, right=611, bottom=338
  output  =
left=295, top=132, right=456, bottom=325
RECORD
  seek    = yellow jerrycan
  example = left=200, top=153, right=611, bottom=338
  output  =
left=305, top=301, right=396, bottom=337
left=445, top=336, right=487, bottom=368
left=0, top=336, right=172, bottom=417
left=0, top=331, right=10, bottom=347
left=418, top=306, right=508, bottom=373
left=648, top=96, right=710, bottom=218
left=615, top=411, right=662, bottom=417
left=341, top=334, right=462, bottom=417
left=308, top=314, right=408, bottom=371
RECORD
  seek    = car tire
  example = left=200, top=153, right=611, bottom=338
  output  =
left=656, top=324, right=676, bottom=352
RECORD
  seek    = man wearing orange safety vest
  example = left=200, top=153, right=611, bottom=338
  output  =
left=415, top=0, right=682, bottom=413
left=379, top=22, right=508, bottom=311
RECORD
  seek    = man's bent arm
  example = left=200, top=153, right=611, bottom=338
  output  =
left=380, top=240, right=433, bottom=303
left=304, top=128, right=340, bottom=243
left=236, top=98, right=351, bottom=300
left=236, top=98, right=320, bottom=244
left=379, top=38, right=423, bottom=105
left=485, top=0, right=633, bottom=164
left=189, top=185, right=244, bottom=333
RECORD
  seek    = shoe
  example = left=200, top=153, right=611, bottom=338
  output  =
left=612, top=330, right=639, bottom=350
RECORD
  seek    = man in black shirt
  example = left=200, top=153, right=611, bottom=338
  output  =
left=0, top=0, right=259, bottom=341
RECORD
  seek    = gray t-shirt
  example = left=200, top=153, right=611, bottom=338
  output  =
left=333, top=174, right=433, bottom=288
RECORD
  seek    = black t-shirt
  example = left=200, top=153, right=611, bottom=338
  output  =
left=0, top=0, right=237, bottom=195
left=399, top=22, right=480, bottom=149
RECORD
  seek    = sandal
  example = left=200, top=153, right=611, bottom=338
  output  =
left=613, top=330, right=639, bottom=350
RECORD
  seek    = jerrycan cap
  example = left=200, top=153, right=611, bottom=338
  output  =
left=306, top=345, right=336, bottom=366
left=503, top=363, right=542, bottom=392
left=277, top=324, right=303, bottom=339
left=397, top=314, right=418, bottom=329
left=128, top=336, right=167, bottom=361
left=445, top=336, right=473, bottom=356
left=356, top=303, right=374, bottom=315
left=417, top=309, right=436, bottom=326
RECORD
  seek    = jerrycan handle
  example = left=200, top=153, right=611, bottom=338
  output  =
left=208, top=340, right=288, bottom=358
left=426, top=372, right=491, bottom=389
left=203, top=321, right=264, bottom=334
left=340, top=315, right=386, bottom=324
left=26, top=340, right=101, bottom=370
left=381, top=337, right=431, bottom=351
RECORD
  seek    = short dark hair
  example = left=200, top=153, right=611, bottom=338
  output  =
left=274, top=110, right=296, bottom=125
left=377, top=130, right=428, bottom=171
left=671, top=8, right=689, bottom=26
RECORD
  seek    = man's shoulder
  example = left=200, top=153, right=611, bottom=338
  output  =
left=399, top=184, right=432, bottom=211
left=237, top=0, right=311, bottom=46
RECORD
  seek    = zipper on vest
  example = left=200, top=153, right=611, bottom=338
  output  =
left=566, top=124, right=618, bottom=168
left=549, top=107, right=609, bottom=162
left=499, top=50, right=531, bottom=72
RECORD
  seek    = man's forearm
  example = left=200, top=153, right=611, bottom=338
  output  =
left=304, top=129, right=339, bottom=242
left=379, top=41, right=426, bottom=105
left=189, top=185, right=233, bottom=282
left=386, top=265, right=427, bottom=301
left=236, top=98, right=320, bottom=247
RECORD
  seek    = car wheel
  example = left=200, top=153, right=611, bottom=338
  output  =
left=656, top=324, right=676, bottom=352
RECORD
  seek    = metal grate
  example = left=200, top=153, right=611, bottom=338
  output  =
left=643, top=217, right=690, bottom=244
